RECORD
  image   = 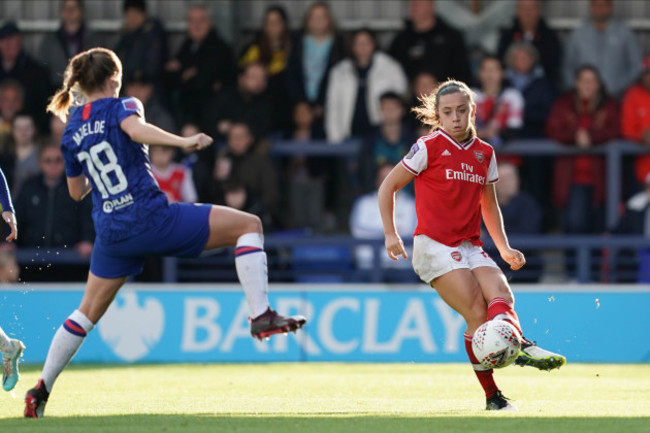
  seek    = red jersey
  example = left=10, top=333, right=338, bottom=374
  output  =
left=401, top=129, right=498, bottom=247
left=152, top=163, right=197, bottom=203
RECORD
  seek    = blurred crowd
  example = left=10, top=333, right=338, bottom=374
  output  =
left=0, top=0, right=649, bottom=282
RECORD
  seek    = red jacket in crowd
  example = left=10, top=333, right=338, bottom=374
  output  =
left=546, top=92, right=621, bottom=208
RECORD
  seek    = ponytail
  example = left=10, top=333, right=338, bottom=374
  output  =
left=46, top=47, right=122, bottom=122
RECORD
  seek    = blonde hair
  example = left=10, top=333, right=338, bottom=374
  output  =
left=47, top=47, right=122, bottom=121
left=412, top=79, right=477, bottom=139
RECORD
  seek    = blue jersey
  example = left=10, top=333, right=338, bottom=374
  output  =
left=61, top=97, right=168, bottom=243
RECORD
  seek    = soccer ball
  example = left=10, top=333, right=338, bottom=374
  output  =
left=472, top=320, right=522, bottom=369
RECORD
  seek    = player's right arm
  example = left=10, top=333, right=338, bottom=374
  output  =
left=120, top=115, right=213, bottom=152
left=67, top=174, right=92, bottom=202
left=378, top=164, right=415, bottom=260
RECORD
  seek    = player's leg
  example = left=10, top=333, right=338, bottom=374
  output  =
left=0, top=325, right=25, bottom=391
left=432, top=269, right=513, bottom=410
left=204, top=205, right=306, bottom=339
left=472, top=265, right=566, bottom=371
left=24, top=273, right=127, bottom=418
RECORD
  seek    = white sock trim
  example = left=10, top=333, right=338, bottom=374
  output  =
left=236, top=232, right=264, bottom=249
left=69, top=310, right=94, bottom=332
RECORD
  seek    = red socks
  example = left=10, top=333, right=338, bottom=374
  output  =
left=464, top=333, right=498, bottom=399
left=487, top=297, right=522, bottom=335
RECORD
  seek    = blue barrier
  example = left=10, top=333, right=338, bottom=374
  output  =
left=1, top=284, right=648, bottom=364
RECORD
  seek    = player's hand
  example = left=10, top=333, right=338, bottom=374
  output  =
left=500, top=247, right=525, bottom=270
left=385, top=233, right=408, bottom=261
left=2, top=211, right=17, bottom=242
left=183, top=133, right=213, bottom=152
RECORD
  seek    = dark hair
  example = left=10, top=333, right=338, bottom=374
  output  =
left=348, top=27, right=377, bottom=59
left=62, top=0, right=85, bottom=11
left=573, top=64, right=608, bottom=109
left=379, top=91, right=405, bottom=107
left=123, top=0, right=146, bottom=13
left=0, top=78, right=25, bottom=100
left=257, top=5, right=291, bottom=67
left=47, top=47, right=122, bottom=120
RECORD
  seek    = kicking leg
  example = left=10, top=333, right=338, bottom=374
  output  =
left=433, top=269, right=514, bottom=410
left=204, top=205, right=305, bottom=339
left=25, top=273, right=126, bottom=418
left=473, top=266, right=566, bottom=371
left=0, top=325, right=25, bottom=391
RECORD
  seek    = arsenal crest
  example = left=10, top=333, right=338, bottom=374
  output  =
left=451, top=251, right=462, bottom=262
left=474, top=150, right=484, bottom=163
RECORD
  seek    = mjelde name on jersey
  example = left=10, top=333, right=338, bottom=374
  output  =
left=73, top=120, right=106, bottom=146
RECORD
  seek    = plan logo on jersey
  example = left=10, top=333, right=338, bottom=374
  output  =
left=451, top=251, right=462, bottom=262
left=441, top=149, right=451, bottom=156
left=474, top=150, right=485, bottom=163
left=102, top=193, right=134, bottom=213
left=405, top=142, right=420, bottom=159
left=98, top=291, right=164, bottom=362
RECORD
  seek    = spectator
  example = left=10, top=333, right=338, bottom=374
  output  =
left=15, top=142, right=94, bottom=256
left=563, top=0, right=641, bottom=98
left=124, top=70, right=175, bottom=133
left=285, top=2, right=345, bottom=135
left=622, top=56, right=650, bottom=146
left=408, top=71, right=439, bottom=135
left=388, top=0, right=471, bottom=83
left=282, top=100, right=327, bottom=229
left=504, top=41, right=555, bottom=138
left=209, top=123, right=278, bottom=229
left=612, top=167, right=650, bottom=282
left=497, top=0, right=562, bottom=85
left=208, top=62, right=272, bottom=141
left=10, top=113, right=40, bottom=196
left=325, top=28, right=408, bottom=143
left=484, top=161, right=543, bottom=282
left=0, top=79, right=23, bottom=152
left=149, top=145, right=197, bottom=203
left=114, top=0, right=168, bottom=92
left=349, top=162, right=417, bottom=275
left=546, top=65, right=620, bottom=235
left=49, top=114, right=66, bottom=144
left=165, top=3, right=235, bottom=129
left=0, top=22, right=52, bottom=133
left=239, top=5, right=292, bottom=133
left=503, top=41, right=556, bottom=230
left=0, top=248, right=18, bottom=283
left=37, top=0, right=103, bottom=88
left=623, top=56, right=650, bottom=200
left=362, top=92, right=415, bottom=192
left=472, top=55, right=524, bottom=147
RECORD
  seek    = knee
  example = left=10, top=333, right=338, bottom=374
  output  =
left=243, top=213, right=263, bottom=234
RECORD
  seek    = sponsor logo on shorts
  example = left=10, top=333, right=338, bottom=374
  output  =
left=103, top=193, right=134, bottom=213
left=474, top=150, right=484, bottom=163
left=451, top=251, right=462, bottom=262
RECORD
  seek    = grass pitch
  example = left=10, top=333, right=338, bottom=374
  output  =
left=0, top=363, right=648, bottom=432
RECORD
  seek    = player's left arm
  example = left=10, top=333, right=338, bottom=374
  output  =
left=67, top=174, right=92, bottom=202
left=0, top=167, right=17, bottom=241
left=481, top=183, right=525, bottom=270
left=120, top=115, right=213, bottom=152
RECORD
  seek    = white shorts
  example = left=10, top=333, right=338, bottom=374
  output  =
left=412, top=235, right=499, bottom=284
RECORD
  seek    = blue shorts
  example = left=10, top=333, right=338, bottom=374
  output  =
left=90, top=203, right=212, bottom=278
